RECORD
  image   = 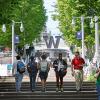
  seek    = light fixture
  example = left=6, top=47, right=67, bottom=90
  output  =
left=20, top=22, right=24, bottom=32
left=2, top=24, right=6, bottom=32
left=90, top=18, right=94, bottom=28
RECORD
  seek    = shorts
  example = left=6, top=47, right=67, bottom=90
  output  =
left=39, top=71, right=48, bottom=80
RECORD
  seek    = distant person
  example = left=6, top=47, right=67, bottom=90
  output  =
left=38, top=54, right=50, bottom=92
left=53, top=53, right=67, bottom=92
left=12, top=55, right=25, bottom=92
left=27, top=56, right=38, bottom=92
left=95, top=65, right=100, bottom=100
left=71, top=51, right=85, bottom=92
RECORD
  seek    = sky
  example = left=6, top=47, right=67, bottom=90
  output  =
left=43, top=0, right=70, bottom=50
left=43, top=0, right=61, bottom=36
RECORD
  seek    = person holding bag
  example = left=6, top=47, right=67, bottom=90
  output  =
left=53, top=53, right=67, bottom=92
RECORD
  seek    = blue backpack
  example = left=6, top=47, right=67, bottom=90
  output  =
left=17, top=61, right=25, bottom=74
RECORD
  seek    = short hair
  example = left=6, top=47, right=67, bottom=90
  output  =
left=59, top=53, right=62, bottom=56
left=75, top=51, right=80, bottom=55
left=30, top=56, right=35, bottom=61
left=16, top=55, right=21, bottom=60
left=41, top=54, right=46, bottom=60
left=99, top=63, right=100, bottom=68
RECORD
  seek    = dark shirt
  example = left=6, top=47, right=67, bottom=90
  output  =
left=28, top=61, right=38, bottom=74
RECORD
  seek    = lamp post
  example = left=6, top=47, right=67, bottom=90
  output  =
left=72, top=16, right=93, bottom=59
left=2, top=20, right=24, bottom=65
left=81, top=16, right=85, bottom=59
left=93, top=16, right=100, bottom=65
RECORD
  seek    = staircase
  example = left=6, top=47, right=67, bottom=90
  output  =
left=0, top=82, right=97, bottom=100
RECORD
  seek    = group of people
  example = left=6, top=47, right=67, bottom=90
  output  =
left=12, top=51, right=100, bottom=98
left=12, top=53, right=67, bottom=92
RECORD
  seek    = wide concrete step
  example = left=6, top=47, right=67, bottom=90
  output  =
left=0, top=82, right=96, bottom=92
left=0, top=82, right=96, bottom=87
left=0, top=82, right=97, bottom=100
left=0, top=92, right=97, bottom=99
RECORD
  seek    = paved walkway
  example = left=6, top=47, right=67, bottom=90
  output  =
left=0, top=67, right=75, bottom=82
left=0, top=67, right=90, bottom=83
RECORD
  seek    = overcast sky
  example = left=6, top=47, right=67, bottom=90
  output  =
left=43, top=0, right=60, bottom=36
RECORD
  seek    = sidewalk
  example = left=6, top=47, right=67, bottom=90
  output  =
left=0, top=67, right=82, bottom=83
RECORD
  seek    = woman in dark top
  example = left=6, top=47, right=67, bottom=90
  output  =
left=53, top=53, right=67, bottom=92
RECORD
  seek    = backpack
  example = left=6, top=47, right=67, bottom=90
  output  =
left=17, top=61, right=25, bottom=74
left=27, top=61, right=37, bottom=73
left=40, top=61, right=48, bottom=72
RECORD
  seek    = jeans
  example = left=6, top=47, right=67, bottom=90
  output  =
left=29, top=73, right=37, bottom=91
left=15, top=73, right=23, bottom=92
left=96, top=85, right=100, bottom=100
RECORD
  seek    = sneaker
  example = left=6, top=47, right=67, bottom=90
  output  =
left=41, top=87, right=46, bottom=92
left=31, top=89, right=35, bottom=92
left=56, top=87, right=59, bottom=92
left=76, top=89, right=80, bottom=92
left=60, top=87, right=64, bottom=92
left=16, top=90, right=21, bottom=93
left=79, top=88, right=82, bottom=91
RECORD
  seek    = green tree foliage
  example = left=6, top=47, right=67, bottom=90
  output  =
left=55, top=0, right=100, bottom=59
left=0, top=0, right=46, bottom=47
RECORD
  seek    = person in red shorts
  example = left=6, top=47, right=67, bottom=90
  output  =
left=71, top=51, right=85, bottom=92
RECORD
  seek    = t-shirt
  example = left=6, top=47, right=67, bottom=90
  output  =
left=40, top=60, right=48, bottom=72
left=72, top=57, right=85, bottom=70
left=96, top=71, right=100, bottom=85
left=96, top=75, right=100, bottom=85
left=28, top=61, right=37, bottom=73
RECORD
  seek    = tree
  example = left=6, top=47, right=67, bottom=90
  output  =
left=0, top=0, right=46, bottom=48
left=55, top=0, right=100, bottom=60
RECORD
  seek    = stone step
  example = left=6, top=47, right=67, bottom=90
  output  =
left=0, top=92, right=97, bottom=99
left=0, top=82, right=97, bottom=100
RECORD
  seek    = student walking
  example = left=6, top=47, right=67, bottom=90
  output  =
left=71, top=51, right=85, bottom=92
left=38, top=54, right=50, bottom=92
left=12, top=55, right=25, bottom=92
left=27, top=56, right=38, bottom=92
left=53, top=53, right=67, bottom=92
left=95, top=65, right=100, bottom=100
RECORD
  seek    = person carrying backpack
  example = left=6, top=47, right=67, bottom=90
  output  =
left=27, top=56, right=38, bottom=92
left=38, top=54, right=50, bottom=92
left=12, top=55, right=25, bottom=92
left=53, top=53, right=67, bottom=92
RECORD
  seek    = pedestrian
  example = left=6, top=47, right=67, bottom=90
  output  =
left=71, top=51, right=85, bottom=92
left=27, top=56, right=38, bottom=92
left=95, top=65, right=100, bottom=100
left=12, top=55, right=25, bottom=92
left=38, top=54, right=50, bottom=92
left=53, top=53, right=67, bottom=92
